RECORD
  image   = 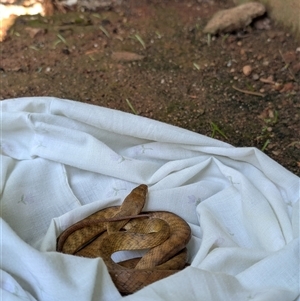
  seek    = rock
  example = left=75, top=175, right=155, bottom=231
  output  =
left=203, top=2, right=266, bottom=35
left=111, top=52, right=144, bottom=62
left=242, top=65, right=252, bottom=76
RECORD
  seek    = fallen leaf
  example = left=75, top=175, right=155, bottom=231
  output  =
left=280, top=82, right=294, bottom=93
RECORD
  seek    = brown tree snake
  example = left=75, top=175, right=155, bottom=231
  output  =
left=56, top=184, right=191, bottom=294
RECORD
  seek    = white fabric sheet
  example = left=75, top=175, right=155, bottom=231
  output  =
left=1, top=97, right=299, bottom=301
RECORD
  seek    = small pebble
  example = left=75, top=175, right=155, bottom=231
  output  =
left=243, top=65, right=252, bottom=76
left=257, top=54, right=264, bottom=60
left=240, top=49, right=246, bottom=55
left=252, top=74, right=259, bottom=80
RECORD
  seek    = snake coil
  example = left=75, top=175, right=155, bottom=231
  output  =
left=57, top=184, right=191, bottom=295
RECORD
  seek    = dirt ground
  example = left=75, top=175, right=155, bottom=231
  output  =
left=1, top=0, right=299, bottom=176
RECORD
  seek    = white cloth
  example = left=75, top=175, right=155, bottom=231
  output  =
left=1, top=97, right=299, bottom=301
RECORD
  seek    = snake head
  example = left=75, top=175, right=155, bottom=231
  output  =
left=120, top=184, right=148, bottom=211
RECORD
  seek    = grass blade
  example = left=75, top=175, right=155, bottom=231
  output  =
left=193, top=62, right=200, bottom=70
left=99, top=25, right=110, bottom=38
left=125, top=99, right=138, bottom=115
left=57, top=33, right=67, bottom=45
left=134, top=34, right=146, bottom=49
left=207, top=33, right=211, bottom=46
left=211, top=122, right=227, bottom=139
left=261, top=139, right=270, bottom=152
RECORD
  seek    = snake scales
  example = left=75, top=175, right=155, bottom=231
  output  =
left=56, top=184, right=191, bottom=295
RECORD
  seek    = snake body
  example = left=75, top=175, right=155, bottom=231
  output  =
left=57, top=184, right=191, bottom=295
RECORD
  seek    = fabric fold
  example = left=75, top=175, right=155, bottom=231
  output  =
left=1, top=97, right=299, bottom=301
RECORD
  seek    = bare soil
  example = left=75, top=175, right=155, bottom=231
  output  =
left=1, top=0, right=299, bottom=176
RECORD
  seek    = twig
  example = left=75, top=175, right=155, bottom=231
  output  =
left=259, top=78, right=275, bottom=85
left=232, top=85, right=265, bottom=97
left=287, top=141, right=300, bottom=148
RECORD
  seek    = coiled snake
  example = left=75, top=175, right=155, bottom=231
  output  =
left=56, top=184, right=191, bottom=295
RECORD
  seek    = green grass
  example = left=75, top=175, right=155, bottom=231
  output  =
left=210, top=122, right=228, bottom=139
